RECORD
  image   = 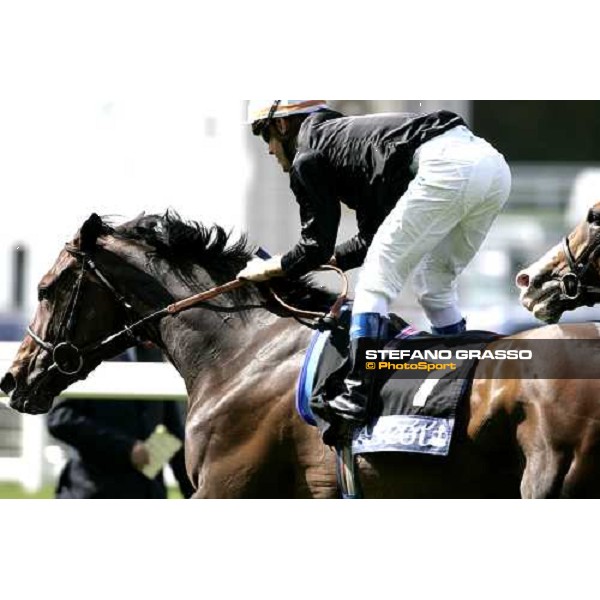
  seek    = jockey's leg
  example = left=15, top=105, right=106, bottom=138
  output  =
left=413, top=151, right=511, bottom=334
left=321, top=312, right=389, bottom=447
left=325, top=127, right=511, bottom=444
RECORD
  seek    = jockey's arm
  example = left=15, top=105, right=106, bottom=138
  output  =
left=333, top=205, right=377, bottom=271
left=280, top=150, right=341, bottom=278
left=334, top=233, right=370, bottom=271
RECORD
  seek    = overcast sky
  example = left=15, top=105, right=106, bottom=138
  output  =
left=0, top=7, right=252, bottom=311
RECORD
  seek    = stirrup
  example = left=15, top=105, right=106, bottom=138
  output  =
left=335, top=443, right=361, bottom=499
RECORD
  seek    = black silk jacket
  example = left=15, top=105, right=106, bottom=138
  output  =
left=279, top=109, right=467, bottom=277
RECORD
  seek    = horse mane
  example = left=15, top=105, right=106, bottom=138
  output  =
left=109, top=211, right=337, bottom=312
left=115, top=211, right=250, bottom=275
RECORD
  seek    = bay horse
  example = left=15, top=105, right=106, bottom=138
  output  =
left=4, top=212, right=600, bottom=498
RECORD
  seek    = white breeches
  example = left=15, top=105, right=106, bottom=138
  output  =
left=353, top=125, right=512, bottom=328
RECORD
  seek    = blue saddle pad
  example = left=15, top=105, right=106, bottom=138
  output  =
left=296, top=322, right=498, bottom=458
left=295, top=329, right=330, bottom=427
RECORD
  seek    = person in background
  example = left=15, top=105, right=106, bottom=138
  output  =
left=46, top=345, right=194, bottom=499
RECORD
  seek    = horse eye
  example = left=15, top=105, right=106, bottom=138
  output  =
left=38, top=287, right=50, bottom=302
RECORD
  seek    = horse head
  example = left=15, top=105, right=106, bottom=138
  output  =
left=0, top=214, right=149, bottom=414
left=516, top=201, right=600, bottom=323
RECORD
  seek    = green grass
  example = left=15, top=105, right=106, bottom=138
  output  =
left=0, top=482, right=183, bottom=499
left=0, top=482, right=54, bottom=499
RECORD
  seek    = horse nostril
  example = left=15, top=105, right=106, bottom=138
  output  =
left=0, top=372, right=16, bottom=395
left=516, top=272, right=530, bottom=289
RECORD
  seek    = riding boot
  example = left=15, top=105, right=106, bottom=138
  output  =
left=323, top=313, right=389, bottom=446
left=431, top=318, right=467, bottom=336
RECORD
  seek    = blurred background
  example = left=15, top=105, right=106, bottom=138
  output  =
left=1, top=99, right=600, bottom=496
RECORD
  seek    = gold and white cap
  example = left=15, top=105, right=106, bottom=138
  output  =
left=247, top=100, right=330, bottom=125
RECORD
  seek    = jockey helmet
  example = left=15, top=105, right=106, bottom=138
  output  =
left=248, top=100, right=330, bottom=137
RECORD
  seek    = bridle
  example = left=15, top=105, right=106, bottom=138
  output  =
left=27, top=244, right=348, bottom=377
left=27, top=244, right=162, bottom=376
left=560, top=212, right=600, bottom=304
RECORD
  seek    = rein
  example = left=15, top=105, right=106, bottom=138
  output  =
left=27, top=245, right=348, bottom=377
left=560, top=230, right=600, bottom=304
left=166, top=266, right=348, bottom=321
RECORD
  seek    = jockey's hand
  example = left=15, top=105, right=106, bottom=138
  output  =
left=130, top=441, right=151, bottom=470
left=237, top=256, right=284, bottom=282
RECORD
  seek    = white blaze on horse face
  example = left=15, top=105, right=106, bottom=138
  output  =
left=517, top=242, right=562, bottom=293
left=517, top=242, right=564, bottom=316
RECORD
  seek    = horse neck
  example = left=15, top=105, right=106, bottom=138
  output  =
left=169, top=309, right=324, bottom=418
left=100, top=240, right=313, bottom=394
left=159, top=296, right=275, bottom=389
left=137, top=265, right=307, bottom=391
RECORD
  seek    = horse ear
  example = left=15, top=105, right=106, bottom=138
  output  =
left=80, top=213, right=104, bottom=252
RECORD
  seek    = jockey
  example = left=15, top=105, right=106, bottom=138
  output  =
left=239, top=100, right=512, bottom=444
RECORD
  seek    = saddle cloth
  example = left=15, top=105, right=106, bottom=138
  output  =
left=296, top=315, right=498, bottom=457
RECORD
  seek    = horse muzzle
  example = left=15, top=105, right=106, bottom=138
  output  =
left=1, top=370, right=56, bottom=414
left=7, top=387, right=55, bottom=414
left=517, top=275, right=566, bottom=323
left=0, top=371, right=16, bottom=396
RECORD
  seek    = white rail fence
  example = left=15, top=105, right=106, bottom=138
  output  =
left=0, top=343, right=187, bottom=492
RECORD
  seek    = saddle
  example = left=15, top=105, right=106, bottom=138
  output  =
left=296, top=309, right=499, bottom=457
